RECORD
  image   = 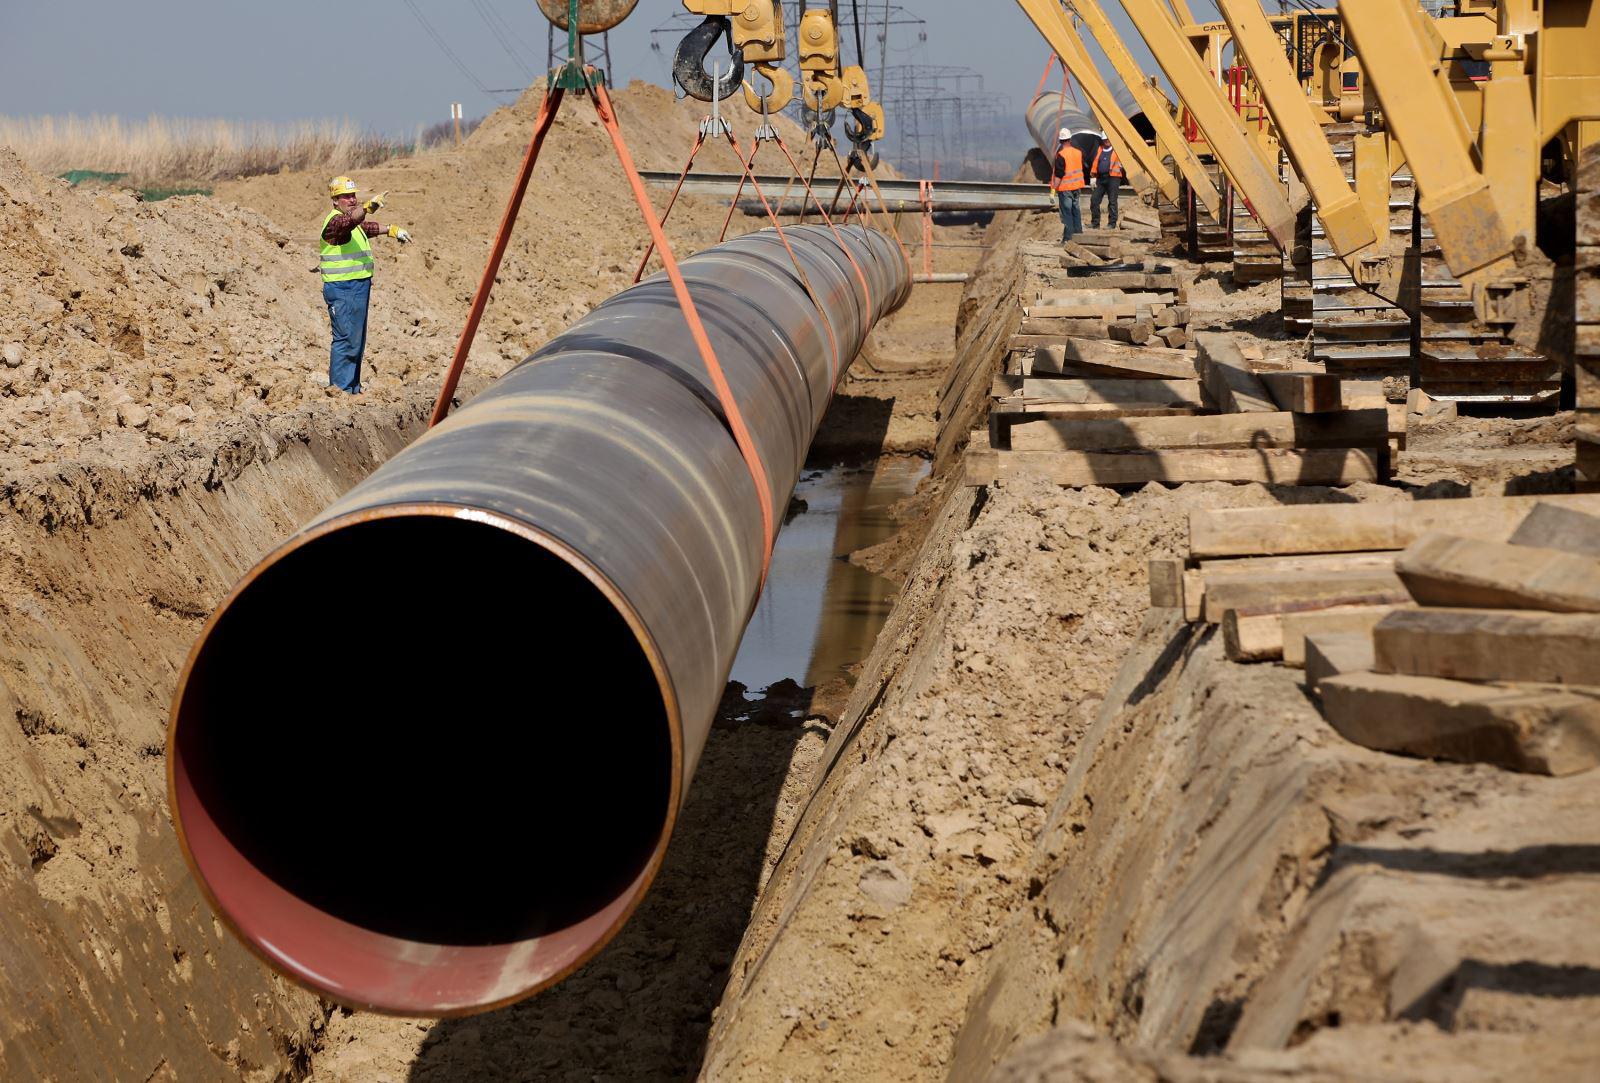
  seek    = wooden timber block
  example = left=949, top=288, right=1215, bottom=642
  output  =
left=963, top=448, right=1382, bottom=489
left=1188, top=494, right=1600, bottom=560
left=1223, top=611, right=1284, bottom=662
left=1006, top=409, right=1388, bottom=454
left=1149, top=558, right=1184, bottom=609
left=1396, top=533, right=1600, bottom=613
left=1305, top=633, right=1377, bottom=693
left=1012, top=376, right=1202, bottom=406
left=1318, top=672, right=1600, bottom=776
left=1008, top=332, right=1112, bottom=353
left=1157, top=327, right=1190, bottom=349
left=1034, top=339, right=1198, bottom=380
left=1183, top=569, right=1204, bottom=621
left=1036, top=290, right=1171, bottom=307
left=1025, top=304, right=1138, bottom=319
left=1017, top=318, right=1112, bottom=340
left=1201, top=567, right=1409, bottom=624
left=1508, top=503, right=1600, bottom=558
left=1372, top=607, right=1600, bottom=684
left=1108, top=319, right=1156, bottom=345
left=1063, top=240, right=1110, bottom=265
left=1153, top=305, right=1179, bottom=328
left=1195, top=332, right=1276, bottom=413
left=1259, top=372, right=1342, bottom=413
left=1282, top=603, right=1412, bottom=668
left=1056, top=271, right=1180, bottom=290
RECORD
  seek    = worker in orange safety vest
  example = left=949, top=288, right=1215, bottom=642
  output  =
left=1089, top=137, right=1124, bottom=230
left=1049, top=127, right=1087, bottom=243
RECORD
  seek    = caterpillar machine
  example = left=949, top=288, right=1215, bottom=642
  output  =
left=1016, top=0, right=1598, bottom=480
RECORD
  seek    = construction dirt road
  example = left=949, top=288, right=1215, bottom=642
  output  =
left=0, top=80, right=1596, bottom=1082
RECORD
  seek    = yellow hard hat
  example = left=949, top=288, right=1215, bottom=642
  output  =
left=328, top=175, right=359, bottom=198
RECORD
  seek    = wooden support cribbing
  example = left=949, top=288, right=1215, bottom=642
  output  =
left=1395, top=534, right=1600, bottom=613
left=1508, top=503, right=1600, bottom=558
left=1282, top=604, right=1413, bottom=668
left=1318, top=672, right=1600, bottom=776
left=1372, top=608, right=1600, bottom=684
left=1032, top=340, right=1198, bottom=380
left=1002, top=377, right=1204, bottom=407
left=1258, top=371, right=1342, bottom=413
left=964, top=447, right=1383, bottom=489
left=1201, top=566, right=1409, bottom=624
left=1007, top=408, right=1387, bottom=453
left=1188, top=494, right=1600, bottom=560
left=1195, top=332, right=1276, bottom=412
left=1305, top=633, right=1376, bottom=693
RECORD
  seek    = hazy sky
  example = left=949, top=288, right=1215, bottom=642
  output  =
left=0, top=1, right=1182, bottom=140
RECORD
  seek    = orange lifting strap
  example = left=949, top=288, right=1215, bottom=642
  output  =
left=427, top=75, right=777, bottom=583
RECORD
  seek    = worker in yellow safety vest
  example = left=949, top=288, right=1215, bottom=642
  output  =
left=320, top=176, right=413, bottom=394
left=1089, top=137, right=1124, bottom=231
left=1049, top=128, right=1087, bottom=243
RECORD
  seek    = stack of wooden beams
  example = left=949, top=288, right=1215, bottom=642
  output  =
left=1151, top=494, right=1600, bottom=776
left=972, top=327, right=1389, bottom=488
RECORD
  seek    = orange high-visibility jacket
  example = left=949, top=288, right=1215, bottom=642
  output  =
left=1052, top=143, right=1087, bottom=192
left=1092, top=145, right=1125, bottom=179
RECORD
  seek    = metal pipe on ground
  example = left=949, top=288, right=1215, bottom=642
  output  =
left=166, top=224, right=909, bottom=1018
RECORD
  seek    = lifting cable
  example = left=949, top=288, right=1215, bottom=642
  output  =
left=427, top=74, right=778, bottom=583
left=633, top=129, right=709, bottom=282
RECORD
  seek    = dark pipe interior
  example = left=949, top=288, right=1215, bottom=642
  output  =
left=174, top=515, right=673, bottom=945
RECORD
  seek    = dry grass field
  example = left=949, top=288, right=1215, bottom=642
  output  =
left=0, top=113, right=419, bottom=187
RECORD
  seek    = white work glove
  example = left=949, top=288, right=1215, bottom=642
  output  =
left=364, top=191, right=388, bottom=214
left=389, top=225, right=412, bottom=244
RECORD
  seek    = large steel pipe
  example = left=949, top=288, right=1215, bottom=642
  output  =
left=1027, top=85, right=1151, bottom=164
left=167, top=224, right=908, bottom=1017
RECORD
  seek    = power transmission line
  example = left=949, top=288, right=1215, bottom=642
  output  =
left=471, top=0, right=536, bottom=78
left=401, top=0, right=513, bottom=102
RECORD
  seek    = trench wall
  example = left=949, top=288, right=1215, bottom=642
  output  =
left=0, top=397, right=429, bottom=1079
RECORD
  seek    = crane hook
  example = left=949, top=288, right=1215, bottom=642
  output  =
left=673, top=16, right=745, bottom=102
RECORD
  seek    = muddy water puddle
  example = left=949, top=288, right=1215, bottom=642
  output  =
left=730, top=456, right=928, bottom=694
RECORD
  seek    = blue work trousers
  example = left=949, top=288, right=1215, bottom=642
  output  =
left=323, top=277, right=371, bottom=394
left=1091, top=177, right=1119, bottom=228
left=1057, top=190, right=1082, bottom=242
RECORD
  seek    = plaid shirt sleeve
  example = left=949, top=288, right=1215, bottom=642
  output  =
left=322, top=215, right=387, bottom=244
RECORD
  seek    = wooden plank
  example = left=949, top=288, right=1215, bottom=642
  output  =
left=1395, top=533, right=1600, bottom=613
left=1183, top=569, right=1204, bottom=621
left=1258, top=371, right=1342, bottom=413
left=1318, top=672, right=1600, bottom=776
left=1017, top=319, right=1111, bottom=339
left=963, top=448, right=1382, bottom=489
left=1508, top=503, right=1600, bottom=558
left=1013, top=377, right=1204, bottom=406
left=1372, top=608, right=1600, bottom=684
left=1149, top=558, right=1184, bottom=609
left=1188, top=494, right=1600, bottom=560
left=1305, top=633, right=1376, bottom=693
left=1063, top=240, right=1110, bottom=264
left=1036, top=290, right=1171, bottom=306
left=1108, top=319, right=1155, bottom=345
left=1053, top=271, right=1181, bottom=289
left=1195, top=332, right=1276, bottom=413
left=1202, top=567, right=1408, bottom=624
left=1007, top=409, right=1388, bottom=453
left=1024, top=304, right=1137, bottom=319
left=1033, top=341, right=1198, bottom=381
left=1223, top=611, right=1284, bottom=662
left=1282, top=604, right=1412, bottom=668
left=1198, top=551, right=1396, bottom=577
